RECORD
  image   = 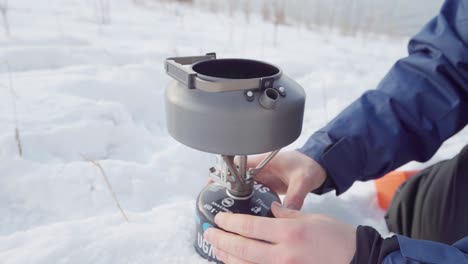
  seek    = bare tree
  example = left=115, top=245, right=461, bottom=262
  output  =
left=273, top=0, right=286, bottom=25
left=242, top=0, right=251, bottom=24
left=262, top=0, right=271, bottom=22
left=94, top=0, right=111, bottom=25
left=227, top=0, right=238, bottom=18
left=0, top=0, right=10, bottom=37
left=208, top=0, right=219, bottom=14
left=273, top=0, right=286, bottom=46
left=132, top=0, right=145, bottom=5
left=328, top=0, right=338, bottom=30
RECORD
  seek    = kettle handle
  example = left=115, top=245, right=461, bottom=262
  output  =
left=164, top=53, right=279, bottom=93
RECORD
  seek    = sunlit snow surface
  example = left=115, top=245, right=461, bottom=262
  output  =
left=0, top=1, right=466, bottom=263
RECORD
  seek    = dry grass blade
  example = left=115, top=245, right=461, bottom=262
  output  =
left=0, top=0, right=10, bottom=37
left=82, top=155, right=130, bottom=223
left=15, top=127, right=22, bottom=156
left=5, top=61, right=22, bottom=157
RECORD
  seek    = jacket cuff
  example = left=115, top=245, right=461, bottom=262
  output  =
left=351, top=226, right=400, bottom=264
left=297, top=131, right=338, bottom=195
left=297, top=131, right=333, bottom=165
left=298, top=131, right=365, bottom=195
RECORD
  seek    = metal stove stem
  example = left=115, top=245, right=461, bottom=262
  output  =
left=209, top=150, right=281, bottom=199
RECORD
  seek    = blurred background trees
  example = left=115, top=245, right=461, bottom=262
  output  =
left=164, top=0, right=443, bottom=37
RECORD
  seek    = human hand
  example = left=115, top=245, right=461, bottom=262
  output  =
left=248, top=150, right=327, bottom=210
left=204, top=202, right=356, bottom=264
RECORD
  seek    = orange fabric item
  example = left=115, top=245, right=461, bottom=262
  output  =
left=375, top=170, right=420, bottom=210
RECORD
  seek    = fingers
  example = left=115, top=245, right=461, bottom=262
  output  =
left=271, top=201, right=303, bottom=219
left=204, top=228, right=274, bottom=264
left=247, top=154, right=288, bottom=195
left=283, top=177, right=310, bottom=210
left=213, top=248, right=256, bottom=264
left=244, top=154, right=267, bottom=169
left=214, top=213, right=281, bottom=243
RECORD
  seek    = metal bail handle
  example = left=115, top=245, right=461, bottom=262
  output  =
left=165, top=53, right=217, bottom=89
left=164, top=53, right=281, bottom=93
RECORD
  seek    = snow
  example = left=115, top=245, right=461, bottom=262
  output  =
left=0, top=0, right=466, bottom=263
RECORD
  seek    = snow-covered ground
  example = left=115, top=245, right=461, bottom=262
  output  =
left=0, top=1, right=466, bottom=263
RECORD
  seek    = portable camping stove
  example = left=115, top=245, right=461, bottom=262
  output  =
left=164, top=53, right=305, bottom=263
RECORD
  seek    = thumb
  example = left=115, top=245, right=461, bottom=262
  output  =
left=272, top=201, right=303, bottom=219
left=283, top=178, right=309, bottom=210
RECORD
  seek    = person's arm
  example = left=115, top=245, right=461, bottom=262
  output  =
left=300, top=0, right=468, bottom=194
left=352, top=226, right=468, bottom=264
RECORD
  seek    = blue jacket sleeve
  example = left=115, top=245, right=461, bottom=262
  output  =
left=382, top=236, right=468, bottom=263
left=299, top=0, right=468, bottom=194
